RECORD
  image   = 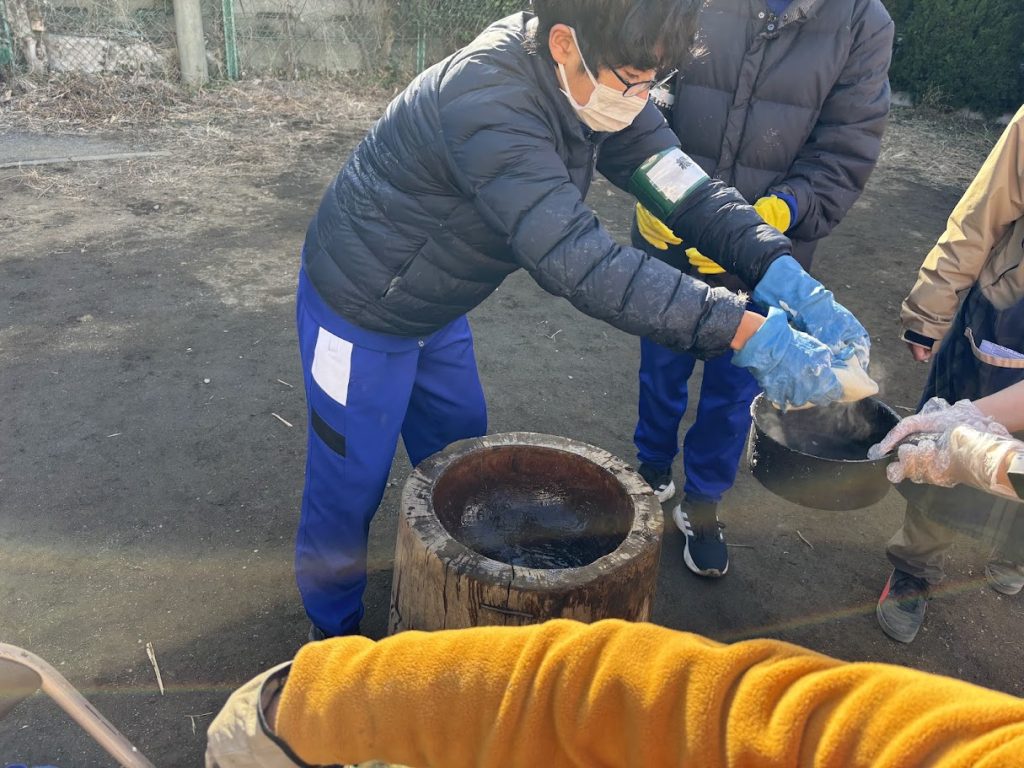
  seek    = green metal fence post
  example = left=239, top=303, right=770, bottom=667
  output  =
left=415, top=20, right=425, bottom=72
left=221, top=0, right=239, bottom=79
left=0, top=0, right=15, bottom=72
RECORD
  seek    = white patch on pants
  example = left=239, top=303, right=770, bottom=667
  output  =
left=311, top=328, right=353, bottom=405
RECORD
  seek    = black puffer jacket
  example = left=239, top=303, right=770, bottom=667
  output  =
left=642, top=0, right=892, bottom=290
left=303, top=13, right=792, bottom=357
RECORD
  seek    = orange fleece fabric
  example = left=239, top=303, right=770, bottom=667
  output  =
left=275, top=619, right=1024, bottom=767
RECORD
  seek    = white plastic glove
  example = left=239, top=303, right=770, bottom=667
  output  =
left=882, top=424, right=1024, bottom=498
left=205, top=662, right=300, bottom=768
left=868, top=397, right=1011, bottom=459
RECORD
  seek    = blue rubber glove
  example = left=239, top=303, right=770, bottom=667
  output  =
left=733, top=308, right=844, bottom=409
left=752, top=256, right=870, bottom=369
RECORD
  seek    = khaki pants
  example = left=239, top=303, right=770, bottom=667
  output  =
left=887, top=486, right=1024, bottom=584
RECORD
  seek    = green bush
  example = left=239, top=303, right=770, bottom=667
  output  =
left=883, top=0, right=1024, bottom=115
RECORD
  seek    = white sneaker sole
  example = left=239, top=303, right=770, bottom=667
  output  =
left=672, top=504, right=689, bottom=534
left=683, top=540, right=728, bottom=577
left=654, top=480, right=676, bottom=504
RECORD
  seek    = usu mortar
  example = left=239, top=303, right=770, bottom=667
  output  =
left=388, top=433, right=663, bottom=633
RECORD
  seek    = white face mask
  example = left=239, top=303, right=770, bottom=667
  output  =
left=557, top=27, right=647, bottom=133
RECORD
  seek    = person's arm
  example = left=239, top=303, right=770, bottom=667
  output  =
left=868, top=388, right=1024, bottom=500
left=438, top=92, right=848, bottom=407
left=774, top=0, right=893, bottom=243
left=256, top=619, right=1024, bottom=768
left=975, top=379, right=1024, bottom=433
left=597, top=103, right=871, bottom=369
left=595, top=103, right=793, bottom=288
left=882, top=425, right=1024, bottom=501
left=901, top=104, right=1024, bottom=344
left=730, top=311, right=765, bottom=350
left=441, top=96, right=767, bottom=359
left=594, top=96, right=679, bottom=188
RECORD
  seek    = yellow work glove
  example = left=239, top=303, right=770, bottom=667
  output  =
left=753, top=194, right=793, bottom=233
left=635, top=202, right=725, bottom=274
left=637, top=195, right=792, bottom=275
left=635, top=202, right=682, bottom=250
left=687, top=194, right=794, bottom=275
left=685, top=246, right=726, bottom=274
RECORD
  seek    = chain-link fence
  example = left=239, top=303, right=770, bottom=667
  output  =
left=0, top=0, right=528, bottom=81
left=0, top=0, right=15, bottom=72
left=225, top=0, right=526, bottom=79
left=0, top=0, right=189, bottom=77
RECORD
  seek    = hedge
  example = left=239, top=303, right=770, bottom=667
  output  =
left=882, top=0, right=1024, bottom=115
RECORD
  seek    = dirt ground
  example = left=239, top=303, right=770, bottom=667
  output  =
left=1, top=79, right=1020, bottom=766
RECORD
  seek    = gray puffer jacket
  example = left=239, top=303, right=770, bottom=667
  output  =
left=645, top=0, right=893, bottom=289
left=303, top=13, right=793, bottom=358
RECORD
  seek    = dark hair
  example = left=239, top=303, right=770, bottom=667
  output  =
left=532, top=0, right=701, bottom=72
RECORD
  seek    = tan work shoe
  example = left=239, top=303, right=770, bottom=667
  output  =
left=985, top=560, right=1024, bottom=596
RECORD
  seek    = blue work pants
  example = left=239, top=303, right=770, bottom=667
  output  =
left=295, top=270, right=487, bottom=635
left=634, top=338, right=761, bottom=504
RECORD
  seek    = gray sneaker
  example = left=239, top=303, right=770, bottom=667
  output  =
left=985, top=560, right=1024, bottom=595
left=876, top=569, right=930, bottom=643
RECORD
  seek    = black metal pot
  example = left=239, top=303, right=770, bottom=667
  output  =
left=748, top=394, right=900, bottom=511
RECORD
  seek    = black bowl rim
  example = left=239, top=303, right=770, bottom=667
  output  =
left=749, top=393, right=900, bottom=465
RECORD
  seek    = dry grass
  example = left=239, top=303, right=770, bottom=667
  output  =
left=879, top=105, right=1002, bottom=189
left=1, top=72, right=187, bottom=128
left=1, top=71, right=389, bottom=133
left=0, top=75, right=1006, bottom=199
left=0, top=73, right=391, bottom=195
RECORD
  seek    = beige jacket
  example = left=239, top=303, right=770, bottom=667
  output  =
left=901, top=103, right=1024, bottom=344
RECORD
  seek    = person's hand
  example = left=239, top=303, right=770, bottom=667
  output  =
left=752, top=255, right=870, bottom=369
left=636, top=203, right=726, bottom=272
left=642, top=195, right=793, bottom=275
left=752, top=195, right=792, bottom=233
left=906, top=342, right=932, bottom=363
left=732, top=307, right=843, bottom=409
left=868, top=397, right=1011, bottom=459
left=882, top=424, right=1024, bottom=495
left=635, top=203, right=682, bottom=250
left=686, top=246, right=725, bottom=274
left=205, top=662, right=300, bottom=768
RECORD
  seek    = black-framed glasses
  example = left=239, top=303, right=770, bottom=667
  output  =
left=609, top=67, right=677, bottom=98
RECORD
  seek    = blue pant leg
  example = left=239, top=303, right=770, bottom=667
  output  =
left=295, top=300, right=416, bottom=636
left=402, top=316, right=488, bottom=467
left=682, top=349, right=761, bottom=503
left=634, top=337, right=698, bottom=468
